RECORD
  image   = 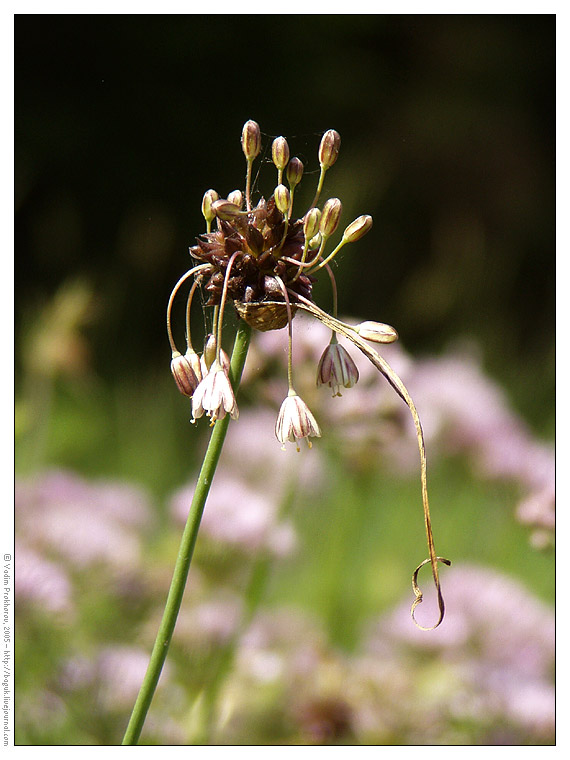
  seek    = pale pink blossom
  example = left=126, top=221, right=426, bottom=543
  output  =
left=170, top=474, right=297, bottom=556
left=15, top=542, right=73, bottom=614
left=275, top=392, right=321, bottom=450
left=192, top=360, right=238, bottom=422
left=173, top=596, right=243, bottom=648
left=96, top=645, right=169, bottom=710
left=316, top=340, right=359, bottom=397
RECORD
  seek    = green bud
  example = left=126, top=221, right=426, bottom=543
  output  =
left=342, top=215, right=373, bottom=243
left=184, top=348, right=203, bottom=383
left=170, top=351, right=199, bottom=397
left=227, top=189, right=243, bottom=208
left=201, top=189, right=219, bottom=223
left=272, top=136, right=290, bottom=171
left=308, top=233, right=322, bottom=250
left=274, top=184, right=290, bottom=215
left=286, top=157, right=304, bottom=188
left=202, top=334, right=217, bottom=370
left=303, top=207, right=321, bottom=240
left=211, top=199, right=246, bottom=220
left=355, top=321, right=399, bottom=344
left=319, top=198, right=342, bottom=238
left=241, top=120, right=261, bottom=161
left=318, top=129, right=341, bottom=169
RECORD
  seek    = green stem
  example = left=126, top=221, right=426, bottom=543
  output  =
left=122, top=320, right=252, bottom=745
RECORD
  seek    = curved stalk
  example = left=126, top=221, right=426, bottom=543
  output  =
left=122, top=319, right=252, bottom=745
left=294, top=295, right=450, bottom=630
left=274, top=275, right=295, bottom=392
left=166, top=264, right=209, bottom=354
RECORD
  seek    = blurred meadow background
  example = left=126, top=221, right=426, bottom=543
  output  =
left=15, top=14, right=555, bottom=745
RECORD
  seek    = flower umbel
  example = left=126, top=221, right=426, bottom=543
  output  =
left=275, top=391, right=321, bottom=451
left=164, top=119, right=449, bottom=633
left=124, top=119, right=454, bottom=748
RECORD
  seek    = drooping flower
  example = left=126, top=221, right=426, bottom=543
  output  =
left=275, top=391, right=321, bottom=451
left=192, top=361, right=238, bottom=423
left=317, top=339, right=359, bottom=397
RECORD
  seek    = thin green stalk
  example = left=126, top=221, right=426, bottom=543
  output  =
left=195, top=480, right=298, bottom=744
left=122, top=320, right=252, bottom=745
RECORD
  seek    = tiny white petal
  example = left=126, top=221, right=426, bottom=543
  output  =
left=275, top=393, right=321, bottom=448
left=192, top=362, right=238, bottom=423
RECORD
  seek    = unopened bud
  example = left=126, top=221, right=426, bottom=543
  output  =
left=171, top=351, right=199, bottom=397
left=185, top=348, right=203, bottom=383
left=211, top=199, right=246, bottom=220
left=201, top=189, right=219, bottom=224
left=286, top=157, right=304, bottom=188
left=355, top=321, right=399, bottom=344
left=319, top=198, right=342, bottom=238
left=274, top=184, right=290, bottom=215
left=272, top=136, right=290, bottom=170
left=241, top=120, right=261, bottom=161
left=303, top=208, right=321, bottom=240
left=309, top=233, right=322, bottom=250
left=201, top=334, right=230, bottom=373
left=202, top=334, right=217, bottom=371
left=318, top=129, right=341, bottom=169
left=227, top=189, right=243, bottom=208
left=342, top=215, right=373, bottom=243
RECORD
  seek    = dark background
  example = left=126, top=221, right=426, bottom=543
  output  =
left=15, top=14, right=555, bottom=435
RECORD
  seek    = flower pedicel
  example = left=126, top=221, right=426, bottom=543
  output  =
left=166, top=120, right=450, bottom=630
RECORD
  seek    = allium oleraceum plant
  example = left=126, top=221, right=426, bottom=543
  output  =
left=123, top=121, right=451, bottom=744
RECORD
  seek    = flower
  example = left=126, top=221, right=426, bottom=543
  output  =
left=317, top=339, right=359, bottom=397
left=15, top=541, right=74, bottom=615
left=169, top=120, right=379, bottom=444
left=16, top=469, right=154, bottom=570
left=192, top=360, right=239, bottom=423
left=166, top=120, right=452, bottom=629
left=275, top=391, right=321, bottom=450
